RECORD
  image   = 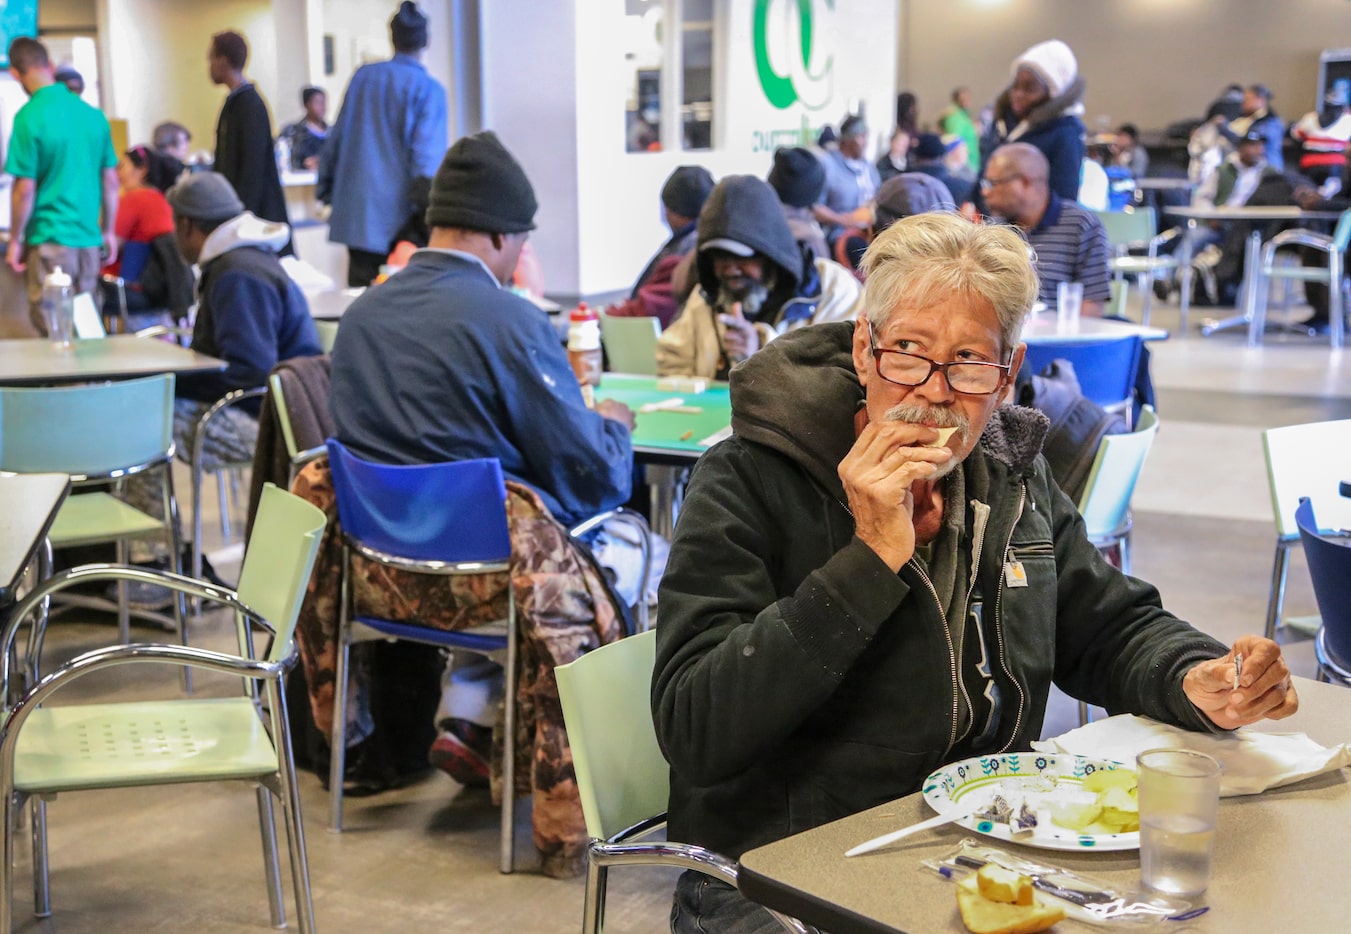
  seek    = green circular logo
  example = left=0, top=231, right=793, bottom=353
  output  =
left=753, top=0, right=834, bottom=111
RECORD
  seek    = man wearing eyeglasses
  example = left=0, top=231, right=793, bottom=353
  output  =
left=982, top=142, right=1111, bottom=316
left=652, top=212, right=1296, bottom=933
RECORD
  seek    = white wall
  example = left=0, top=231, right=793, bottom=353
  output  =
left=485, top=0, right=898, bottom=299
left=900, top=0, right=1351, bottom=134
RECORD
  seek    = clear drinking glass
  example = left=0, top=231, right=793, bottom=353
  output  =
left=1137, top=748, right=1222, bottom=899
left=1056, top=281, right=1084, bottom=333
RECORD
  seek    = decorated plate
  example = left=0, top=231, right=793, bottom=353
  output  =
left=921, top=753, right=1139, bottom=852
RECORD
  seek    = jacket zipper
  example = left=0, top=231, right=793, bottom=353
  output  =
left=907, top=559, right=962, bottom=754
left=992, top=482, right=1030, bottom=754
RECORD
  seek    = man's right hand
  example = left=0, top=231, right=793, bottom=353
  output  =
left=6, top=239, right=24, bottom=274
left=838, top=422, right=952, bottom=572
left=717, top=301, right=761, bottom=363
left=596, top=398, right=636, bottom=431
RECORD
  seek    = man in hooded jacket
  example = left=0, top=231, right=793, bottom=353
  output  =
left=652, top=212, right=1297, bottom=932
left=656, top=175, right=862, bottom=379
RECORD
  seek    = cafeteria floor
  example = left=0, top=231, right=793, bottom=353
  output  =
left=17, top=293, right=1351, bottom=933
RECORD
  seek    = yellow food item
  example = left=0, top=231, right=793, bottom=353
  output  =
left=1045, top=790, right=1102, bottom=831
left=1082, top=769, right=1136, bottom=793
left=1097, top=786, right=1140, bottom=833
left=976, top=864, right=1034, bottom=906
left=956, top=875, right=1065, bottom=934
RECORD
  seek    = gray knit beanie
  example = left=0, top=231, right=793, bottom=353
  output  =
left=167, top=171, right=244, bottom=222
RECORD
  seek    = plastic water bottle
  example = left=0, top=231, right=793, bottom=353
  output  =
left=275, top=135, right=292, bottom=175
left=566, top=302, right=603, bottom=406
left=41, top=266, right=74, bottom=348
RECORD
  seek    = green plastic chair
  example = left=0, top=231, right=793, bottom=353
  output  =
left=555, top=631, right=815, bottom=934
left=600, top=314, right=661, bottom=375
left=1261, top=418, right=1351, bottom=640
left=1247, top=208, right=1351, bottom=350
left=1077, top=405, right=1159, bottom=576
left=1093, top=207, right=1184, bottom=329
left=267, top=367, right=331, bottom=487
left=0, top=374, right=185, bottom=648
left=314, top=320, right=339, bottom=354
left=0, top=483, right=326, bottom=932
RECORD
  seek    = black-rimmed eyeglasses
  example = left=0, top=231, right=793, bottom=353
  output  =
left=868, top=327, right=1011, bottom=395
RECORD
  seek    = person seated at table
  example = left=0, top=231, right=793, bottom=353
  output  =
left=1216, top=83, right=1285, bottom=172
left=167, top=171, right=320, bottom=458
left=767, top=145, right=829, bottom=261
left=280, top=86, right=328, bottom=171
left=875, top=126, right=910, bottom=183
left=656, top=174, right=862, bottom=379
left=815, top=114, right=880, bottom=247
left=1114, top=123, right=1149, bottom=178
left=982, top=142, right=1110, bottom=315
left=606, top=164, right=714, bottom=328
left=833, top=173, right=956, bottom=277
left=102, top=146, right=184, bottom=318
left=906, top=132, right=971, bottom=207
left=981, top=39, right=1086, bottom=202
left=651, top=211, right=1298, bottom=933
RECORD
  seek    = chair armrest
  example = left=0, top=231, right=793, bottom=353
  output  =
left=2, top=564, right=276, bottom=692
left=292, top=445, right=328, bottom=470
left=1268, top=228, right=1335, bottom=253
left=192, top=387, right=269, bottom=468
left=1148, top=227, right=1181, bottom=256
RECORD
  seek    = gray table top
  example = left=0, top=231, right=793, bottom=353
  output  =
left=0, top=335, right=225, bottom=386
left=0, top=472, right=69, bottom=604
left=739, top=676, right=1351, bottom=933
left=1165, top=205, right=1343, bottom=222
left=1020, top=312, right=1169, bottom=344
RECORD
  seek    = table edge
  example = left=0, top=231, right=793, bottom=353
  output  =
left=738, top=860, right=911, bottom=934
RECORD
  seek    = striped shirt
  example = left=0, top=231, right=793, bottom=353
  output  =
left=1025, top=194, right=1111, bottom=304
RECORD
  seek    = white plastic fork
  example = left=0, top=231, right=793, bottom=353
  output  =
left=844, top=810, right=965, bottom=857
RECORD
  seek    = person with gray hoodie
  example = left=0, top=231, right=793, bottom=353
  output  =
left=656, top=175, right=862, bottom=379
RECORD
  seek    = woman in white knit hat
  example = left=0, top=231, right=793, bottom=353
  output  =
left=981, top=38, right=1087, bottom=201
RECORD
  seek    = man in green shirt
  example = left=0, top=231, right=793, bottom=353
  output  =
left=5, top=37, right=118, bottom=333
left=939, top=86, right=982, bottom=173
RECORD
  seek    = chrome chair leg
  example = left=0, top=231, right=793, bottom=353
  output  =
left=582, top=853, right=607, bottom=934
left=216, top=470, right=231, bottom=540
left=163, top=467, right=191, bottom=694
left=328, top=548, right=353, bottom=832
left=272, top=681, right=317, bottom=933
left=31, top=796, right=50, bottom=917
left=500, top=590, right=518, bottom=873
left=1264, top=541, right=1293, bottom=641
left=254, top=784, right=286, bottom=928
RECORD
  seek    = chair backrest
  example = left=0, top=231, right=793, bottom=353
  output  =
left=314, top=320, right=339, bottom=354
left=0, top=374, right=174, bottom=477
left=1263, top=418, right=1351, bottom=541
left=1021, top=335, right=1143, bottom=412
left=236, top=483, right=327, bottom=662
left=1294, top=498, right=1351, bottom=668
left=555, top=630, right=667, bottom=840
left=325, top=438, right=511, bottom=564
left=1094, top=207, right=1157, bottom=249
left=600, top=314, right=661, bottom=376
left=1078, top=405, right=1159, bottom=538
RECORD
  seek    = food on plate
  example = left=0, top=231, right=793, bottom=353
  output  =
left=923, top=426, right=958, bottom=448
left=1045, top=768, right=1139, bottom=834
left=956, top=868, right=1065, bottom=934
left=976, top=864, right=1033, bottom=906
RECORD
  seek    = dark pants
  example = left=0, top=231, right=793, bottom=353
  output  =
left=671, top=872, right=785, bottom=934
left=346, top=247, right=385, bottom=288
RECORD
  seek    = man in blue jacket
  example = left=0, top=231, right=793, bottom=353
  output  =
left=317, top=1, right=448, bottom=286
left=652, top=212, right=1297, bottom=933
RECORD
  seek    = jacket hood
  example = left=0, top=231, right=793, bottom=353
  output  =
left=198, top=212, right=291, bottom=266
left=994, top=73, right=1087, bottom=142
left=729, top=322, right=1050, bottom=501
left=696, top=175, right=803, bottom=307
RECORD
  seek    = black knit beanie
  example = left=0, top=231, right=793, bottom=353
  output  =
left=425, top=131, right=537, bottom=233
left=661, top=165, right=715, bottom=219
left=767, top=146, right=825, bottom=208
left=390, top=1, right=428, bottom=52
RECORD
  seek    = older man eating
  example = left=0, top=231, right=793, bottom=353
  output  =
left=651, top=211, right=1297, bottom=933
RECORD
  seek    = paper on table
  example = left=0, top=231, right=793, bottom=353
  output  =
left=1032, top=714, right=1351, bottom=797
left=698, top=425, right=734, bottom=448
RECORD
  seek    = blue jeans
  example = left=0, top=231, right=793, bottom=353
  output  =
left=671, top=871, right=784, bottom=934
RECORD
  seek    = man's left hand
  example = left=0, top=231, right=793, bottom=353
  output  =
left=1183, top=635, right=1298, bottom=729
left=717, top=301, right=761, bottom=362
left=102, top=231, right=119, bottom=268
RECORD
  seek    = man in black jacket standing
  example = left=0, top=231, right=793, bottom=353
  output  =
left=652, top=212, right=1298, bottom=933
left=209, top=30, right=292, bottom=255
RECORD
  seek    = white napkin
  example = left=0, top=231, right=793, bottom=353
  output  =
left=1032, top=715, right=1351, bottom=797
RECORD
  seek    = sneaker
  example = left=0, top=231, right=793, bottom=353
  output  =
left=105, top=561, right=175, bottom=611
left=429, top=720, right=491, bottom=788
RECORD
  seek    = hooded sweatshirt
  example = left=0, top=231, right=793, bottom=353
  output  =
left=656, top=175, right=862, bottom=378
left=652, top=322, right=1226, bottom=859
left=177, top=212, right=320, bottom=408
left=984, top=40, right=1088, bottom=201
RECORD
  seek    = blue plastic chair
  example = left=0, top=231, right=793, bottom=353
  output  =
left=1294, top=498, right=1351, bottom=685
left=324, top=439, right=519, bottom=870
left=1021, top=335, right=1144, bottom=427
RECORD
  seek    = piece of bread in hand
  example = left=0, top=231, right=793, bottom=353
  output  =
left=976, top=864, right=1034, bottom=906
left=956, top=874, right=1065, bottom=934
